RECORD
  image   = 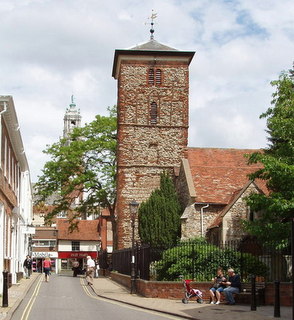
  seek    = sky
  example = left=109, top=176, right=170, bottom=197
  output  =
left=0, top=0, right=293, bottom=182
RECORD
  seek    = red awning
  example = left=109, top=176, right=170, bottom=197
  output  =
left=58, top=251, right=97, bottom=259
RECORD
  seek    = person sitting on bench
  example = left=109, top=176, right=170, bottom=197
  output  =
left=223, top=268, right=241, bottom=305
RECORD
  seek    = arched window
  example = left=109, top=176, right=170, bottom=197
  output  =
left=155, top=69, right=162, bottom=85
left=148, top=69, right=154, bottom=85
left=150, top=102, right=157, bottom=125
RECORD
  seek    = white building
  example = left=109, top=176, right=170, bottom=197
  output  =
left=0, top=96, right=33, bottom=293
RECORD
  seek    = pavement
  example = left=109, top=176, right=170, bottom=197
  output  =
left=0, top=273, right=292, bottom=320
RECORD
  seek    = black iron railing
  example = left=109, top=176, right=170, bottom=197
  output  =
left=110, top=239, right=291, bottom=282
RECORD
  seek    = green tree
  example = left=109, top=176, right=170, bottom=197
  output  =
left=244, top=66, right=294, bottom=246
left=138, top=172, right=182, bottom=247
left=35, top=106, right=118, bottom=247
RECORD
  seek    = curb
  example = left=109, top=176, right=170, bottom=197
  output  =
left=3, top=274, right=42, bottom=320
left=86, top=278, right=197, bottom=320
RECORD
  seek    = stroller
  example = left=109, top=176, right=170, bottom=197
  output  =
left=182, top=279, right=203, bottom=304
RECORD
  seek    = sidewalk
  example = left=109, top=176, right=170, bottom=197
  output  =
left=0, top=273, right=41, bottom=320
left=0, top=274, right=292, bottom=320
left=90, top=277, right=292, bottom=320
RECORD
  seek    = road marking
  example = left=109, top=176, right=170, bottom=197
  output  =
left=79, top=277, right=182, bottom=320
left=20, top=275, right=43, bottom=320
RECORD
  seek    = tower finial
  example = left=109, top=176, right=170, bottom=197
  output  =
left=149, top=10, right=157, bottom=40
left=70, top=95, right=76, bottom=108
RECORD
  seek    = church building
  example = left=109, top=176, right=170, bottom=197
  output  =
left=112, top=21, right=267, bottom=249
left=112, top=25, right=195, bottom=249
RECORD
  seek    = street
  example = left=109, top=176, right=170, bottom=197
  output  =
left=11, top=274, right=181, bottom=320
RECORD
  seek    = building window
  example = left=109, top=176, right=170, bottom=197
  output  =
left=150, top=102, right=157, bottom=125
left=57, top=211, right=67, bottom=218
left=72, top=241, right=80, bottom=251
left=148, top=68, right=154, bottom=85
left=155, top=69, right=162, bottom=85
left=148, top=68, right=162, bottom=86
left=247, top=207, right=256, bottom=221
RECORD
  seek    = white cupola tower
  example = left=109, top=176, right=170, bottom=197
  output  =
left=63, top=95, right=81, bottom=141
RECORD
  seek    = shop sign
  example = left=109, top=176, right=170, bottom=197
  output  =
left=32, top=252, right=58, bottom=258
left=58, top=251, right=97, bottom=259
left=23, top=227, right=36, bottom=234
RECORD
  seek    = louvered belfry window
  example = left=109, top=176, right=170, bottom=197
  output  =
left=150, top=102, right=157, bottom=125
left=148, top=68, right=154, bottom=85
left=148, top=68, right=162, bottom=85
left=155, top=69, right=162, bottom=85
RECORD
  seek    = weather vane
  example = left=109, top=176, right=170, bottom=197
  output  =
left=147, top=10, right=157, bottom=40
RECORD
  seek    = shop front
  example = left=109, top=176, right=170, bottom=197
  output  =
left=58, top=251, right=97, bottom=274
left=31, top=252, right=58, bottom=274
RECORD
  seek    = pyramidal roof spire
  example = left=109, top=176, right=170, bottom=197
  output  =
left=149, top=10, right=157, bottom=40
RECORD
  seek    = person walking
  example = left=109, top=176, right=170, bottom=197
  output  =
left=86, top=256, right=95, bottom=285
left=23, top=255, right=32, bottom=279
left=43, top=257, right=52, bottom=282
left=223, top=268, right=241, bottom=305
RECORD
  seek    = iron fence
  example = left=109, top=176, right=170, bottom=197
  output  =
left=110, top=239, right=292, bottom=282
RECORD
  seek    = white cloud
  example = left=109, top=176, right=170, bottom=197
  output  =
left=0, top=0, right=293, bottom=181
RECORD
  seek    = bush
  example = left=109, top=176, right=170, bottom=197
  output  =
left=154, top=239, right=268, bottom=281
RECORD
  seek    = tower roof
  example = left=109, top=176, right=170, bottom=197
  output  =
left=130, top=39, right=177, bottom=51
left=112, top=41, right=195, bottom=79
left=112, top=12, right=195, bottom=78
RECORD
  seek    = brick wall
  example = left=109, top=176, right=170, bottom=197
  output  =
left=110, top=272, right=292, bottom=306
left=264, top=282, right=292, bottom=307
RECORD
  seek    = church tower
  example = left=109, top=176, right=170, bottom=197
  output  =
left=63, top=96, right=81, bottom=143
left=112, top=24, right=195, bottom=249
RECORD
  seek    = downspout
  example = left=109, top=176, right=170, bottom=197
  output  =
left=0, top=102, right=7, bottom=169
left=200, top=204, right=209, bottom=238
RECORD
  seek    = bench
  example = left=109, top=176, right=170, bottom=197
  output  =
left=235, top=282, right=265, bottom=305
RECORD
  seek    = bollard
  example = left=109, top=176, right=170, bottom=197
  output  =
left=2, top=270, right=8, bottom=307
left=274, top=280, right=280, bottom=318
left=251, top=274, right=257, bottom=311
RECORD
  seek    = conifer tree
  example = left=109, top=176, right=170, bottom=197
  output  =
left=138, top=172, right=182, bottom=247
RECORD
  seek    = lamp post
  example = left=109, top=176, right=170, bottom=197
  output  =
left=129, top=200, right=139, bottom=294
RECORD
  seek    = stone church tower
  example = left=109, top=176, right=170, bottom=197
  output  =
left=63, top=95, right=81, bottom=143
left=112, top=30, right=195, bottom=249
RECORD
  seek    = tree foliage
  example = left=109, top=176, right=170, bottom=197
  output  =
left=138, top=172, right=182, bottom=247
left=244, top=66, right=294, bottom=245
left=35, top=106, right=118, bottom=245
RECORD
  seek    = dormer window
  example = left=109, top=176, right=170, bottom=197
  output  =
left=150, top=102, right=157, bottom=125
left=148, top=68, right=162, bottom=86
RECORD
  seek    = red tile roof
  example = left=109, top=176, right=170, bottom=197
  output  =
left=56, top=219, right=100, bottom=241
left=187, top=148, right=267, bottom=204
